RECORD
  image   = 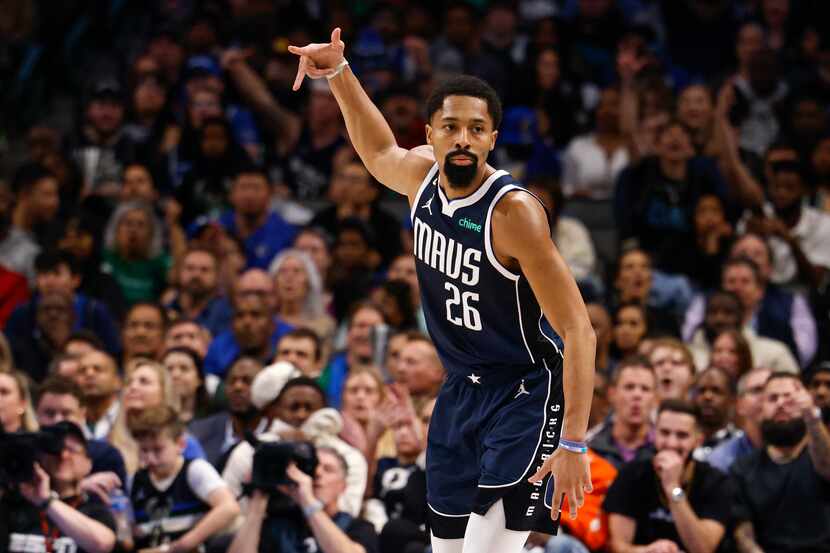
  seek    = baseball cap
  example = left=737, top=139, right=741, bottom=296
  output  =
left=186, top=55, right=222, bottom=79
left=89, top=77, right=124, bottom=103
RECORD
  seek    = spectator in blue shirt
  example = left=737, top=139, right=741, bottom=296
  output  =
left=708, top=367, right=771, bottom=473
left=6, top=251, right=121, bottom=381
left=219, top=165, right=297, bottom=270
left=204, top=286, right=293, bottom=378
left=164, top=247, right=232, bottom=336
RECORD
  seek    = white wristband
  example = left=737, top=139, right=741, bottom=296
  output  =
left=326, top=59, right=349, bottom=80
left=303, top=499, right=325, bottom=518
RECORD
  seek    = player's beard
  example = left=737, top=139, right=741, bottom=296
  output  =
left=444, top=150, right=479, bottom=188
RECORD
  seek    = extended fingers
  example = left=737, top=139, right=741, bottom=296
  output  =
left=528, top=464, right=549, bottom=484
left=292, top=57, right=307, bottom=91
left=572, top=485, right=585, bottom=510
left=287, top=45, right=308, bottom=56
left=551, top=480, right=563, bottom=521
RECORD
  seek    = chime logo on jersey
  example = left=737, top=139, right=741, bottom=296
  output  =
left=458, top=217, right=481, bottom=233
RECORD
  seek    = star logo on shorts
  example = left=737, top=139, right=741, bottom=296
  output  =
left=468, top=373, right=481, bottom=384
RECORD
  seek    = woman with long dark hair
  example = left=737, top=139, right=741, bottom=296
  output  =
left=162, top=347, right=213, bottom=422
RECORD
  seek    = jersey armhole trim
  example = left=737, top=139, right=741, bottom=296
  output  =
left=410, top=163, right=439, bottom=222
left=484, top=185, right=527, bottom=281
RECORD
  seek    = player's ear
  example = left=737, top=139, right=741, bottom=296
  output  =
left=425, top=124, right=433, bottom=145
left=489, top=130, right=498, bottom=151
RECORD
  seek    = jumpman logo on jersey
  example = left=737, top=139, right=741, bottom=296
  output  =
left=422, top=194, right=434, bottom=216
left=468, top=373, right=481, bottom=384
left=514, top=379, right=530, bottom=399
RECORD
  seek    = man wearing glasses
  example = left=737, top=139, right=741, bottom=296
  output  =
left=0, top=421, right=117, bottom=553
left=707, top=368, right=771, bottom=472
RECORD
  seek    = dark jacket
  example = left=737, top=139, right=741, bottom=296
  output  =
left=188, top=411, right=232, bottom=470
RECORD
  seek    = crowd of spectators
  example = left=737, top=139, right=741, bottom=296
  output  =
left=1, top=0, right=830, bottom=552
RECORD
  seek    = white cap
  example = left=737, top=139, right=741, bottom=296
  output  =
left=250, top=361, right=301, bottom=410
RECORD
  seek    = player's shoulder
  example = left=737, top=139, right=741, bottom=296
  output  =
left=398, top=146, right=437, bottom=196
left=491, top=180, right=546, bottom=221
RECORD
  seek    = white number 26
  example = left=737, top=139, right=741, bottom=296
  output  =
left=444, top=282, right=482, bottom=331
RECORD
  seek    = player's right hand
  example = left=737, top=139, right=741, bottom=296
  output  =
left=287, top=28, right=346, bottom=91
left=528, top=447, right=592, bottom=520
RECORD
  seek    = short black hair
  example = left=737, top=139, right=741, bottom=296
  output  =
left=425, top=75, right=503, bottom=129
left=35, top=250, right=79, bottom=276
left=66, top=329, right=105, bottom=351
left=705, top=289, right=742, bottom=312
left=693, top=366, right=736, bottom=396
left=657, top=398, right=701, bottom=425
left=225, top=354, right=265, bottom=379
left=337, top=217, right=376, bottom=249
left=277, top=376, right=327, bottom=406
left=232, top=162, right=270, bottom=184
left=12, top=162, right=55, bottom=196
left=126, top=301, right=169, bottom=330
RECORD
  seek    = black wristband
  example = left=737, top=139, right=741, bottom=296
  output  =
left=37, top=491, right=59, bottom=511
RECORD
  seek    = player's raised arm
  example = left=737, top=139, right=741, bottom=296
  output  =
left=491, top=192, right=596, bottom=520
left=288, top=29, right=432, bottom=199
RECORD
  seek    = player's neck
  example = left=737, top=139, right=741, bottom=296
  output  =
left=440, top=166, right=495, bottom=200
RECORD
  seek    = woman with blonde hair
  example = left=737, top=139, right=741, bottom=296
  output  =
left=339, top=368, right=396, bottom=461
left=0, top=370, right=38, bottom=432
left=109, top=359, right=204, bottom=474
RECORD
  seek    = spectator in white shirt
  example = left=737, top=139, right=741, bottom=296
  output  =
left=561, top=87, right=630, bottom=199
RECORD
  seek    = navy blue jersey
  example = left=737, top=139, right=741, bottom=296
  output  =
left=410, top=164, right=563, bottom=377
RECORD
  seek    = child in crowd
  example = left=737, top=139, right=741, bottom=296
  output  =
left=128, top=405, right=239, bottom=551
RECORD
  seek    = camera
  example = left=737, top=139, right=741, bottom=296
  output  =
left=0, top=431, right=62, bottom=486
left=251, top=441, right=318, bottom=491
left=0, top=423, right=87, bottom=486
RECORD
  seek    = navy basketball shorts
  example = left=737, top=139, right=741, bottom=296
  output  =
left=426, top=355, right=565, bottom=539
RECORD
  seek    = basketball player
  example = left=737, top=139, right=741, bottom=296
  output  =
left=289, top=29, right=595, bottom=553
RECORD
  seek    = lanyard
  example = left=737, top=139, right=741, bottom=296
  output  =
left=39, top=496, right=81, bottom=553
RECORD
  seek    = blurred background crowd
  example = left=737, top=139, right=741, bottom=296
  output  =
left=0, top=0, right=829, bottom=552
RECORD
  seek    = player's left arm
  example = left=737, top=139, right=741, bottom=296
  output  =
left=492, top=191, right=596, bottom=519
